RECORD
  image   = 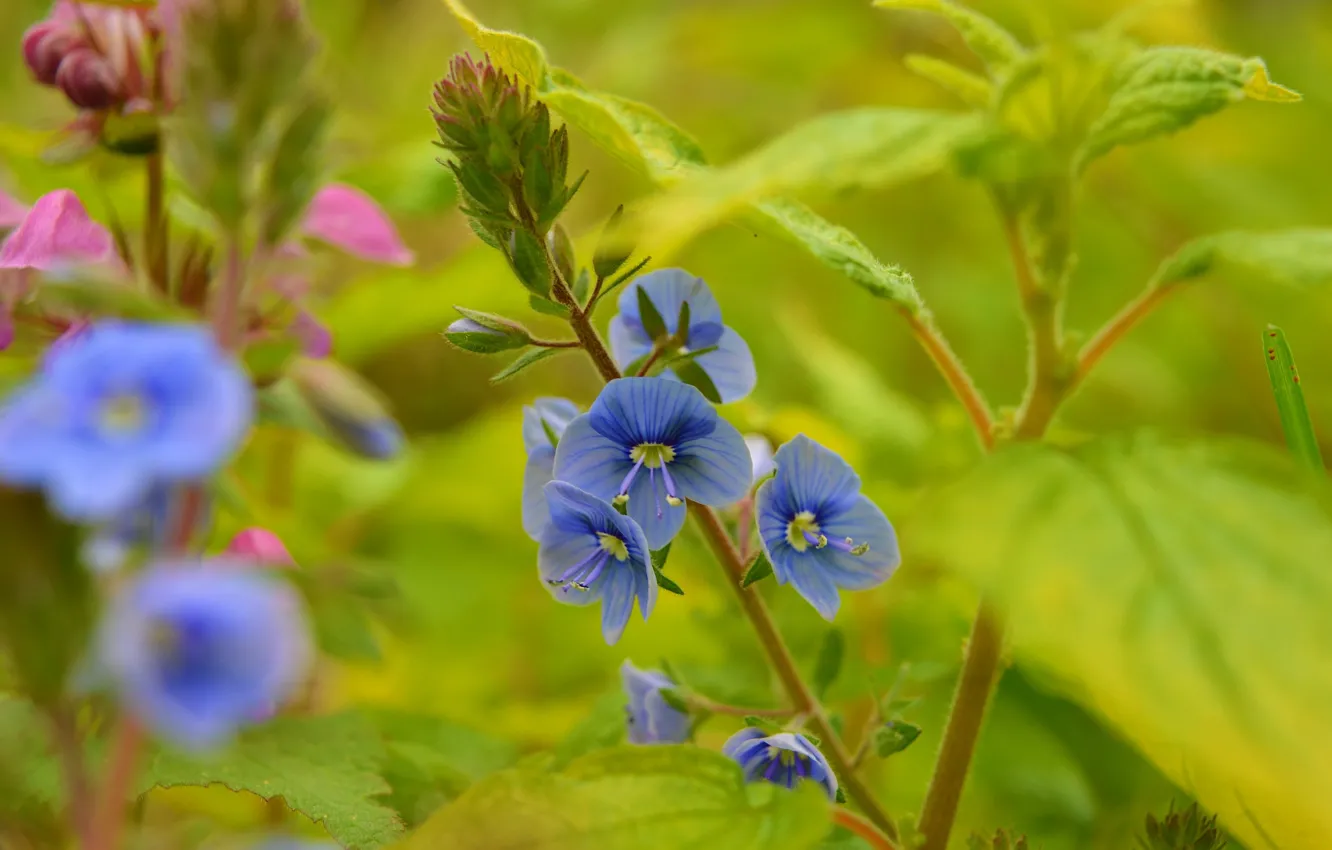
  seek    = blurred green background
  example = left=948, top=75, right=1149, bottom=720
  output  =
left=4, top=0, right=1331, bottom=846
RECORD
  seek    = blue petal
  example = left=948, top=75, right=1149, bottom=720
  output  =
left=544, top=479, right=625, bottom=537
left=586, top=377, right=717, bottom=449
left=745, top=435, right=775, bottom=482
left=722, top=727, right=767, bottom=761
left=672, top=416, right=752, bottom=506
left=48, top=453, right=149, bottom=521
left=624, top=466, right=687, bottom=549
left=682, top=327, right=756, bottom=403
left=616, top=268, right=723, bottom=339
left=522, top=397, right=580, bottom=454
left=599, top=567, right=637, bottom=644
left=521, top=445, right=557, bottom=540
left=813, top=494, right=901, bottom=590
left=622, top=660, right=673, bottom=707
left=769, top=435, right=861, bottom=517
left=758, top=477, right=843, bottom=619
left=151, top=359, right=254, bottom=479
left=754, top=478, right=793, bottom=568
left=552, top=414, right=632, bottom=502
left=0, top=384, right=65, bottom=484
left=642, top=689, right=691, bottom=743
left=609, top=315, right=654, bottom=374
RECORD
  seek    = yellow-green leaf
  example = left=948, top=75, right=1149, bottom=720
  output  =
left=874, top=0, right=1024, bottom=72
left=1079, top=47, right=1301, bottom=169
left=399, top=746, right=831, bottom=850
left=914, top=433, right=1332, bottom=850
left=1153, top=229, right=1332, bottom=289
left=904, top=54, right=994, bottom=108
left=439, top=0, right=549, bottom=89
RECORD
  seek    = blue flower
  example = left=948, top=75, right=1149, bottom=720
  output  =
left=756, top=435, right=900, bottom=620
left=0, top=322, right=252, bottom=521
left=521, top=397, right=581, bottom=540
left=723, top=728, right=838, bottom=799
left=81, top=485, right=211, bottom=574
left=539, top=481, right=656, bottom=644
left=621, top=660, right=689, bottom=744
left=553, top=377, right=751, bottom=549
left=608, top=269, right=756, bottom=403
left=100, top=561, right=312, bottom=749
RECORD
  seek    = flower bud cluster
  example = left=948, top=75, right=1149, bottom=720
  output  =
left=23, top=3, right=159, bottom=114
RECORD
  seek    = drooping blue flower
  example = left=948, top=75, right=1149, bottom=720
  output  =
left=0, top=321, right=252, bottom=521
left=521, top=397, right=581, bottom=540
left=608, top=268, right=756, bottom=403
left=553, top=377, right=751, bottom=549
left=723, top=727, right=838, bottom=799
left=539, top=481, right=656, bottom=644
left=100, top=561, right=312, bottom=749
left=621, top=660, right=689, bottom=744
left=756, top=435, right=900, bottom=620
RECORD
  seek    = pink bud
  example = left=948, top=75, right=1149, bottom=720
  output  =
left=301, top=184, right=414, bottom=266
left=0, top=190, right=119, bottom=272
left=55, top=48, right=123, bottom=111
left=22, top=21, right=82, bottom=86
left=291, top=310, right=333, bottom=358
left=225, top=528, right=296, bottom=568
left=0, top=190, right=29, bottom=230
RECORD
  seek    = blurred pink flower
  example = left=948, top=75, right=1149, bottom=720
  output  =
left=301, top=184, right=414, bottom=266
left=22, top=3, right=156, bottom=112
left=225, top=528, right=296, bottom=568
left=0, top=189, right=119, bottom=272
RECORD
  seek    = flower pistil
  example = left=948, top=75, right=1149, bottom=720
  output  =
left=616, top=442, right=683, bottom=513
left=785, top=510, right=870, bottom=556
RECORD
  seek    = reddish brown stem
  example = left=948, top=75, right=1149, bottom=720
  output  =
left=1076, top=285, right=1175, bottom=388
left=833, top=806, right=899, bottom=850
left=86, top=720, right=145, bottom=850
left=903, top=309, right=995, bottom=449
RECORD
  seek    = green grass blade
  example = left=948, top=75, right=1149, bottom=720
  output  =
left=1264, top=324, right=1324, bottom=471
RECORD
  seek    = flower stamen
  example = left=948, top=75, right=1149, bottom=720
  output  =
left=786, top=510, right=869, bottom=556
left=99, top=391, right=146, bottom=435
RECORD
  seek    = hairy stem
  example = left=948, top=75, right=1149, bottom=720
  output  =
left=691, top=506, right=899, bottom=841
left=687, top=695, right=793, bottom=718
left=47, top=702, right=92, bottom=846
left=1076, top=284, right=1174, bottom=387
left=903, top=309, right=995, bottom=449
left=1005, top=215, right=1068, bottom=440
left=917, top=603, right=1004, bottom=850
left=833, top=807, right=900, bottom=850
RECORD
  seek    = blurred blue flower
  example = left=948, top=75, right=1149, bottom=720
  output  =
left=539, top=481, right=656, bottom=644
left=521, top=397, right=581, bottom=540
left=756, top=435, right=900, bottom=620
left=723, top=728, right=837, bottom=799
left=553, top=377, right=751, bottom=549
left=289, top=358, right=403, bottom=461
left=608, top=269, right=756, bottom=403
left=621, top=660, right=689, bottom=745
left=100, top=561, right=312, bottom=749
left=81, top=485, right=211, bottom=574
left=0, top=321, right=251, bottom=521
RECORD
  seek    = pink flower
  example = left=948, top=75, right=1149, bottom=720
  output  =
left=22, top=2, right=156, bottom=113
left=224, top=528, right=296, bottom=568
left=300, top=184, right=414, bottom=266
left=0, top=189, right=119, bottom=272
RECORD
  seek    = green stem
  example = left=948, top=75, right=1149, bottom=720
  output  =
left=145, top=152, right=167, bottom=293
left=47, top=701, right=92, bottom=846
left=211, top=237, right=247, bottom=353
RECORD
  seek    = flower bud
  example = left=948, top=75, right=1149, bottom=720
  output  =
left=444, top=308, right=532, bottom=354
left=23, top=21, right=82, bottom=86
left=289, top=358, right=405, bottom=461
left=56, top=48, right=123, bottom=111
left=225, top=528, right=296, bottom=568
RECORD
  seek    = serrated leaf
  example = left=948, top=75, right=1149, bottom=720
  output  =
left=441, top=4, right=924, bottom=314
left=1079, top=47, right=1300, bottom=169
left=914, top=432, right=1332, bottom=850
left=490, top=347, right=564, bottom=383
left=742, top=553, right=774, bottom=588
left=440, top=0, right=549, bottom=88
left=1263, top=325, right=1323, bottom=473
left=812, top=629, right=844, bottom=699
left=874, top=0, right=1024, bottom=72
left=904, top=54, right=993, bottom=108
left=401, top=746, right=830, bottom=850
left=636, top=284, right=668, bottom=340
left=138, top=713, right=403, bottom=848
left=1153, top=229, right=1332, bottom=289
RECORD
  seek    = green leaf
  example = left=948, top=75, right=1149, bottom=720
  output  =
left=440, top=3, right=924, bottom=314
left=552, top=690, right=628, bottom=767
left=439, top=0, right=549, bottom=89
left=1153, top=229, right=1332, bottom=290
left=1263, top=325, right=1323, bottom=473
left=658, top=688, right=690, bottom=714
left=28, top=278, right=185, bottom=322
left=636, top=284, right=669, bottom=340
left=1079, top=47, right=1300, bottom=169
left=904, top=54, right=993, bottom=108
left=400, top=746, right=831, bottom=850
left=812, top=629, right=844, bottom=700
left=490, top=347, right=565, bottom=384
left=913, top=433, right=1332, bottom=850
left=742, top=553, right=774, bottom=588
left=529, top=293, right=571, bottom=318
left=872, top=721, right=922, bottom=758
left=138, top=713, right=403, bottom=848
left=655, top=569, right=684, bottom=596
left=650, top=544, right=672, bottom=572
left=0, top=697, right=62, bottom=823
left=874, top=0, right=1025, bottom=72
left=509, top=229, right=553, bottom=297
left=672, top=359, right=723, bottom=404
